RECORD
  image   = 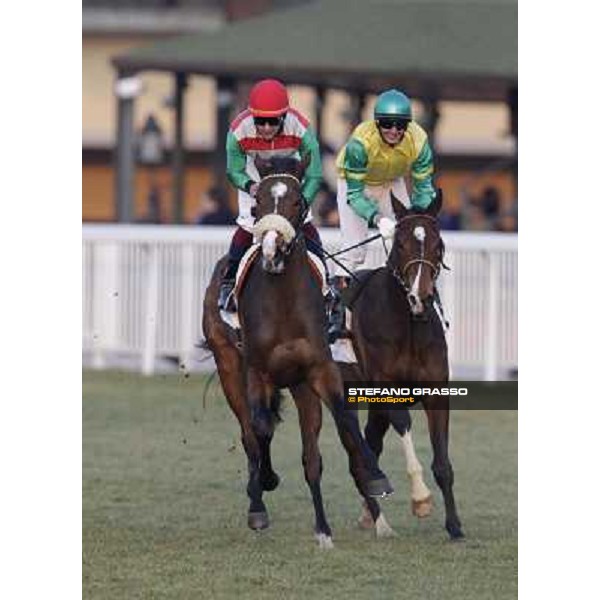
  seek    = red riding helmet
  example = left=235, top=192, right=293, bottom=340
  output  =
left=248, top=79, right=289, bottom=117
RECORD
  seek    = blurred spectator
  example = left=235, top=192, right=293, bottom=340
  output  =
left=439, top=203, right=462, bottom=230
left=319, top=140, right=339, bottom=191
left=496, top=200, right=518, bottom=232
left=136, top=184, right=163, bottom=224
left=312, top=183, right=340, bottom=227
left=195, top=186, right=235, bottom=225
left=465, top=204, right=490, bottom=231
left=462, top=184, right=502, bottom=230
left=480, top=186, right=501, bottom=222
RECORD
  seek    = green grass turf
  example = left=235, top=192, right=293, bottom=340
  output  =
left=83, top=370, right=517, bottom=600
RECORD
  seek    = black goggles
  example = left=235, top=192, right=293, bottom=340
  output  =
left=254, top=115, right=285, bottom=127
left=377, top=118, right=410, bottom=131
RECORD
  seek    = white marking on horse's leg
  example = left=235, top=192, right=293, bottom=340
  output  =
left=315, top=532, right=334, bottom=549
left=375, top=513, right=397, bottom=538
left=262, top=230, right=277, bottom=260
left=400, top=431, right=431, bottom=502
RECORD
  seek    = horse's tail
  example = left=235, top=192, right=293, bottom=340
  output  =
left=201, top=369, right=219, bottom=410
left=271, top=388, right=284, bottom=424
left=195, top=338, right=212, bottom=353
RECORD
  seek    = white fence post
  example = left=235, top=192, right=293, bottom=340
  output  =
left=179, top=244, right=195, bottom=370
left=441, top=250, right=456, bottom=378
left=484, top=252, right=499, bottom=381
left=91, top=242, right=119, bottom=369
left=142, top=244, right=160, bottom=376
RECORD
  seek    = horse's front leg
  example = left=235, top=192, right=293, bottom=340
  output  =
left=422, top=397, right=464, bottom=540
left=308, top=361, right=393, bottom=499
left=245, top=367, right=276, bottom=530
left=357, top=408, right=396, bottom=538
left=387, top=409, right=433, bottom=518
left=290, top=382, right=334, bottom=549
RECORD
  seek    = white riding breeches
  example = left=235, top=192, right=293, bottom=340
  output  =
left=334, top=177, right=410, bottom=276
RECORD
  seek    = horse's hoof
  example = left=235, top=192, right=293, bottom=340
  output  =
left=366, top=477, right=394, bottom=498
left=248, top=511, right=270, bottom=530
left=260, top=471, right=280, bottom=492
left=374, top=514, right=397, bottom=539
left=315, top=532, right=334, bottom=550
left=447, top=524, right=465, bottom=541
left=411, top=494, right=433, bottom=519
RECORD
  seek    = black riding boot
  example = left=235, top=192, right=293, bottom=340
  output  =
left=217, top=259, right=239, bottom=311
left=327, top=276, right=351, bottom=343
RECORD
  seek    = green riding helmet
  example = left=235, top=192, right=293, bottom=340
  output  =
left=374, top=89, right=412, bottom=121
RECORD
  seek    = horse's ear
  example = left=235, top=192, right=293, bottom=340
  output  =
left=426, top=188, right=443, bottom=216
left=254, top=155, right=271, bottom=178
left=391, top=191, right=408, bottom=219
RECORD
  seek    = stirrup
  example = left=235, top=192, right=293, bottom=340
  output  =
left=328, top=327, right=350, bottom=345
left=327, top=301, right=350, bottom=343
left=218, top=279, right=236, bottom=312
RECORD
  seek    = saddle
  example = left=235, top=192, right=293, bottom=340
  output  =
left=340, top=268, right=382, bottom=310
left=219, top=245, right=329, bottom=332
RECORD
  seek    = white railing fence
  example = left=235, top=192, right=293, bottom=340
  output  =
left=83, top=225, right=517, bottom=380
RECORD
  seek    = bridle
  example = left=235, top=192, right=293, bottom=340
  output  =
left=388, top=213, right=445, bottom=291
left=255, top=173, right=309, bottom=258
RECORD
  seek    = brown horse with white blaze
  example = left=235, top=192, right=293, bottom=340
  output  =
left=342, top=190, right=465, bottom=540
left=202, top=157, right=393, bottom=548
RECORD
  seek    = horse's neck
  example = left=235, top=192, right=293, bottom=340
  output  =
left=282, top=243, right=312, bottom=284
left=383, top=267, right=407, bottom=308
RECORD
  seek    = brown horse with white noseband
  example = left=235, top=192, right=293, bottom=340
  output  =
left=202, top=157, right=393, bottom=548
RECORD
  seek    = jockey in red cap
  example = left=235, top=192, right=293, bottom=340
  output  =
left=248, top=78, right=290, bottom=117
left=217, top=79, right=325, bottom=311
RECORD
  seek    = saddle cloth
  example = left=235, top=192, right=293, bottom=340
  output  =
left=219, top=244, right=329, bottom=330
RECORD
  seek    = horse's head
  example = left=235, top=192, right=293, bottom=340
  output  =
left=388, top=190, right=445, bottom=316
left=252, top=155, right=309, bottom=274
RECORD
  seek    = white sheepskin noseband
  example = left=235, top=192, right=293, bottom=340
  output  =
left=252, top=214, right=296, bottom=244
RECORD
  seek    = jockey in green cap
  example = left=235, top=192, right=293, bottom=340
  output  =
left=328, top=89, right=437, bottom=342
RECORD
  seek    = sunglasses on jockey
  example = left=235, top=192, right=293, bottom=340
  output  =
left=254, top=115, right=286, bottom=127
left=377, top=118, right=410, bottom=131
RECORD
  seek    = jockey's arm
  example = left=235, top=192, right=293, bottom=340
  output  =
left=342, top=139, right=379, bottom=226
left=226, top=132, right=254, bottom=193
left=299, top=127, right=323, bottom=204
left=410, top=139, right=437, bottom=210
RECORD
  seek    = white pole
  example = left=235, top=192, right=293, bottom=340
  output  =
left=441, top=250, right=456, bottom=379
left=179, top=244, right=195, bottom=371
left=484, top=253, right=499, bottom=381
left=91, top=242, right=119, bottom=369
left=142, top=244, right=160, bottom=376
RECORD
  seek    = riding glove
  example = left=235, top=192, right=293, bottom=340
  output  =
left=375, top=216, right=396, bottom=240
